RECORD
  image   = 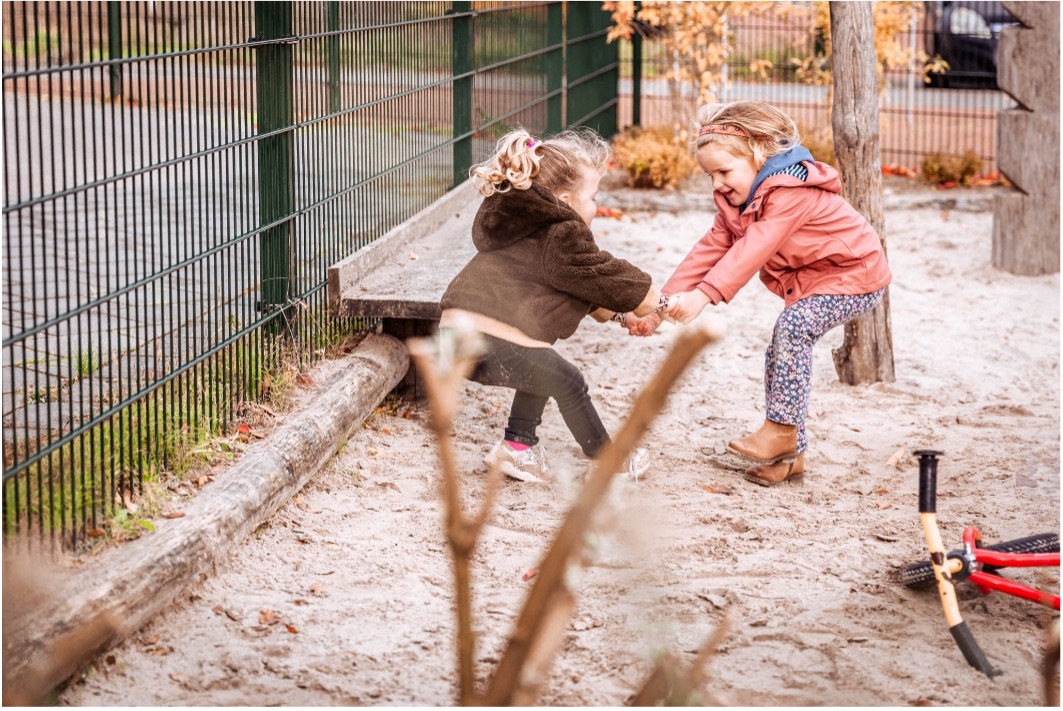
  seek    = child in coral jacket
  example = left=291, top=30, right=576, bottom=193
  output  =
left=440, top=128, right=671, bottom=483
left=630, top=100, right=891, bottom=487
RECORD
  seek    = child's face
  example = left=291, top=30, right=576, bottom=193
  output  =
left=697, top=144, right=758, bottom=207
left=558, top=165, right=601, bottom=226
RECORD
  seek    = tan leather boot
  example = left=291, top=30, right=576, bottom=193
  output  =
left=744, top=453, right=805, bottom=487
left=727, top=419, right=798, bottom=463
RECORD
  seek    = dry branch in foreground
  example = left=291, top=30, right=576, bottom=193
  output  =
left=411, top=320, right=724, bottom=705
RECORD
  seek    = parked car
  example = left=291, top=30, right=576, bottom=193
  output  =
left=925, top=1, right=1018, bottom=88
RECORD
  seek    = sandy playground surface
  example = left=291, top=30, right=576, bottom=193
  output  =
left=59, top=175, right=1059, bottom=706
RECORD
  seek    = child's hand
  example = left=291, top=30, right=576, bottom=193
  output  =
left=666, top=290, right=711, bottom=324
left=625, top=312, right=661, bottom=337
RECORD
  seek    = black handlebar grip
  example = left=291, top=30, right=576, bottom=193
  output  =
left=915, top=450, right=943, bottom=513
left=949, top=620, right=1002, bottom=678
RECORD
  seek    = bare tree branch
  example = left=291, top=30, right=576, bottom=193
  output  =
left=485, top=322, right=723, bottom=705
left=408, top=325, right=496, bottom=705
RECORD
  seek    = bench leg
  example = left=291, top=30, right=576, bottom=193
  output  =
left=381, top=318, right=437, bottom=400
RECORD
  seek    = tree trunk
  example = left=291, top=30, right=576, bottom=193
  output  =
left=828, top=2, right=895, bottom=384
left=992, top=1, right=1060, bottom=275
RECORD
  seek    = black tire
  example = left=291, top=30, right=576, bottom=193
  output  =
left=901, top=533, right=1059, bottom=590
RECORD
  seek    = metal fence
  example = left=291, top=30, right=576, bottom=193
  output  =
left=2, top=0, right=618, bottom=551
left=618, top=2, right=1015, bottom=174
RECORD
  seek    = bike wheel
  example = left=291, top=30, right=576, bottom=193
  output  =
left=901, top=532, right=1060, bottom=589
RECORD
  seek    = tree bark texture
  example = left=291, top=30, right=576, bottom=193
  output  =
left=828, top=1, right=895, bottom=384
left=993, top=1, right=1060, bottom=275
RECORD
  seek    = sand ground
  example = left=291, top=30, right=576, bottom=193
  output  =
left=59, top=175, right=1060, bottom=707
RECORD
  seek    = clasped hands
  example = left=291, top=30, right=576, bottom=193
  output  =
left=621, top=289, right=711, bottom=337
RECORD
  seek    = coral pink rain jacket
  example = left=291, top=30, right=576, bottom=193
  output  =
left=663, top=160, right=892, bottom=307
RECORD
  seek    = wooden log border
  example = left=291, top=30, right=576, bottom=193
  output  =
left=4, top=333, right=410, bottom=696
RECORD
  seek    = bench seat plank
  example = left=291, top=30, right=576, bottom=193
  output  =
left=334, top=228, right=476, bottom=320
left=328, top=181, right=480, bottom=322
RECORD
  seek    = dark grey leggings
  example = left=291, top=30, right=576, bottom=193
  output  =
left=468, top=334, right=609, bottom=457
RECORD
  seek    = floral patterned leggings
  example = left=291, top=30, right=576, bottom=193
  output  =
left=764, top=289, right=885, bottom=453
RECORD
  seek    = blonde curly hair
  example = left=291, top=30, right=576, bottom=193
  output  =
left=693, top=101, right=801, bottom=170
left=470, top=127, right=611, bottom=197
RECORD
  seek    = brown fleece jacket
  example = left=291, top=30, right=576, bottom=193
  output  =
left=440, top=183, right=652, bottom=344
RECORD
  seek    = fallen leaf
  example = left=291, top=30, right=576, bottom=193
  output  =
left=169, top=673, right=187, bottom=684
left=872, top=487, right=889, bottom=495
left=162, top=512, right=186, bottom=519
left=212, top=605, right=224, bottom=615
left=295, top=373, right=315, bottom=388
left=875, top=500, right=895, bottom=510
left=702, top=484, right=735, bottom=495
left=286, top=623, right=299, bottom=634
left=224, top=609, right=242, bottom=622
left=87, top=528, right=106, bottom=538
left=259, top=610, right=278, bottom=625
left=521, top=567, right=538, bottom=582
left=886, top=447, right=905, bottom=468
left=873, top=532, right=901, bottom=542
left=377, top=481, right=400, bottom=492
left=409, top=251, right=419, bottom=260
left=122, top=488, right=138, bottom=513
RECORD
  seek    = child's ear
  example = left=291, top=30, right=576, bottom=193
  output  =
left=557, top=191, right=572, bottom=205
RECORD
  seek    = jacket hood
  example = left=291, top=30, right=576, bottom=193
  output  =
left=472, top=183, right=581, bottom=251
left=741, top=145, right=816, bottom=213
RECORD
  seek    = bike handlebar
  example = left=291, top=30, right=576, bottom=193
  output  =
left=915, top=449, right=942, bottom=513
left=914, top=449, right=1001, bottom=678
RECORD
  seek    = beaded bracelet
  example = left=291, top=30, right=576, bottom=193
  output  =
left=610, top=311, right=627, bottom=325
left=657, top=293, right=675, bottom=313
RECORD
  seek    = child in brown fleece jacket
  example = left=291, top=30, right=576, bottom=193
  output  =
left=439, top=127, right=671, bottom=483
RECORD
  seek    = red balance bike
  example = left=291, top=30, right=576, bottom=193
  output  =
left=904, top=450, right=1059, bottom=677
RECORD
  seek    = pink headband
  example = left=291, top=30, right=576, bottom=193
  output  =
left=527, top=139, right=538, bottom=148
left=698, top=124, right=751, bottom=139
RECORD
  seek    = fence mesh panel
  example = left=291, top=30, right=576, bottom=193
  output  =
left=3, top=0, right=621, bottom=552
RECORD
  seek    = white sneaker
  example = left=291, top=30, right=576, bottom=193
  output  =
left=621, top=448, right=652, bottom=481
left=484, top=440, right=551, bottom=483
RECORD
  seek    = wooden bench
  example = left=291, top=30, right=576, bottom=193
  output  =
left=327, top=180, right=481, bottom=394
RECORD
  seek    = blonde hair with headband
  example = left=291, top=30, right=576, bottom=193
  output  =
left=470, top=127, right=611, bottom=197
left=694, top=100, right=801, bottom=169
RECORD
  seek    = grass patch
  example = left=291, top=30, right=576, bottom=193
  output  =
left=4, top=309, right=354, bottom=552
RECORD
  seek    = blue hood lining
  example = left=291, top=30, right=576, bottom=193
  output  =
left=741, top=145, right=815, bottom=213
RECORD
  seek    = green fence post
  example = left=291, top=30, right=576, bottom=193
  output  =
left=452, top=1, right=473, bottom=188
left=565, top=3, right=619, bottom=137
left=254, top=1, right=294, bottom=331
left=631, top=1, right=642, bottom=127
left=547, top=2, right=563, bottom=134
left=328, top=1, right=340, bottom=114
left=107, top=1, right=122, bottom=99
